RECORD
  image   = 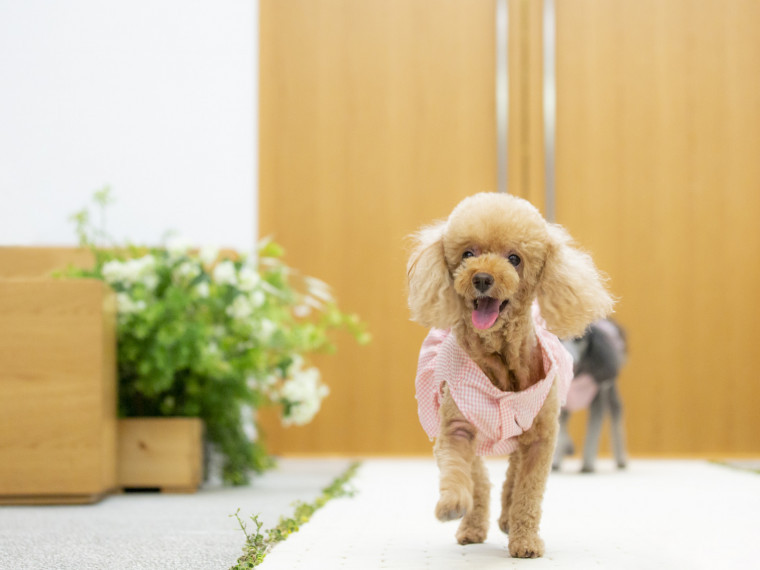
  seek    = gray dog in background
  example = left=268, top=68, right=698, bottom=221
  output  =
left=552, top=319, right=628, bottom=473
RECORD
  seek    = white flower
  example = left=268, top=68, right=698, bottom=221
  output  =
left=238, top=266, right=261, bottom=291
left=262, top=374, right=278, bottom=390
left=142, top=273, right=159, bottom=291
left=116, top=292, right=146, bottom=315
left=129, top=256, right=157, bottom=286
left=280, top=367, right=319, bottom=400
left=115, top=292, right=129, bottom=310
left=283, top=399, right=320, bottom=427
left=304, top=276, right=334, bottom=303
left=250, top=373, right=280, bottom=398
left=213, top=260, right=237, bottom=286
left=241, top=405, right=257, bottom=440
left=287, top=354, right=304, bottom=374
left=102, top=255, right=157, bottom=287
left=102, top=260, right=125, bottom=284
left=293, top=304, right=311, bottom=318
left=280, top=366, right=329, bottom=426
left=195, top=282, right=210, bottom=298
left=258, top=318, right=277, bottom=341
left=226, top=294, right=254, bottom=320
left=166, top=236, right=191, bottom=258
left=134, top=254, right=156, bottom=273
left=199, top=245, right=219, bottom=265
left=250, top=290, right=265, bottom=308
left=123, top=260, right=143, bottom=282
left=303, top=295, right=324, bottom=311
left=174, top=260, right=201, bottom=283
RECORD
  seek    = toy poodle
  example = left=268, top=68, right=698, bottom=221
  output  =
left=407, top=192, right=613, bottom=558
left=552, top=318, right=628, bottom=473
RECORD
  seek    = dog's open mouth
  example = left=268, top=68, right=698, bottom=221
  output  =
left=472, top=297, right=509, bottom=330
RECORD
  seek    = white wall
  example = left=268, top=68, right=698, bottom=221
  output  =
left=0, top=0, right=258, bottom=250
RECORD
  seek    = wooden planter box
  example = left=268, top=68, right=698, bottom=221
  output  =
left=117, top=417, right=203, bottom=493
left=0, top=279, right=117, bottom=504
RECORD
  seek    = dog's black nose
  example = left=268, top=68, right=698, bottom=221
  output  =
left=472, top=272, right=494, bottom=293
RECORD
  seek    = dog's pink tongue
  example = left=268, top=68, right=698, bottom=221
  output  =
left=472, top=298, right=500, bottom=330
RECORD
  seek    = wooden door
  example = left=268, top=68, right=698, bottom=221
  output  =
left=555, top=0, right=760, bottom=456
left=258, top=0, right=496, bottom=454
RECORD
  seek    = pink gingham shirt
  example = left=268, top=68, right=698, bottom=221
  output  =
left=415, top=306, right=574, bottom=456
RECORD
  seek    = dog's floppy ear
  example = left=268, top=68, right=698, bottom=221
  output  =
left=406, top=222, right=458, bottom=329
left=537, top=224, right=614, bottom=338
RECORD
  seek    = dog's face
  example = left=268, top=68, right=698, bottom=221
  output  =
left=407, top=193, right=614, bottom=339
left=443, top=195, right=550, bottom=333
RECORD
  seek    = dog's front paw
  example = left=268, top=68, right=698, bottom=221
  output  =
left=435, top=489, right=472, bottom=521
left=508, top=533, right=545, bottom=558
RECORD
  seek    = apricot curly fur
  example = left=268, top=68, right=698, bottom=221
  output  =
left=407, top=192, right=613, bottom=558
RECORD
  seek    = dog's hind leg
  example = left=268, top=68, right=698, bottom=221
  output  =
left=608, top=381, right=627, bottom=469
left=456, top=456, right=490, bottom=544
left=434, top=387, right=476, bottom=523
left=581, top=384, right=606, bottom=473
left=552, top=409, right=572, bottom=471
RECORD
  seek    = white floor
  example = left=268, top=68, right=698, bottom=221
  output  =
left=262, top=458, right=760, bottom=570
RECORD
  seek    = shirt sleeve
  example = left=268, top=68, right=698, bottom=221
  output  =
left=415, top=329, right=448, bottom=440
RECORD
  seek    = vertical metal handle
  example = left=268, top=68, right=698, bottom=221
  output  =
left=543, top=0, right=556, bottom=221
left=496, top=0, right=509, bottom=194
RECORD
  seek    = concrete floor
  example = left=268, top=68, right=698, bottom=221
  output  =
left=0, top=458, right=352, bottom=570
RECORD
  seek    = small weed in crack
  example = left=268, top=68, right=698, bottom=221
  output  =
left=230, top=461, right=360, bottom=569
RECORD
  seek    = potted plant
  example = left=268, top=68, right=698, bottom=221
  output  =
left=62, top=189, right=369, bottom=486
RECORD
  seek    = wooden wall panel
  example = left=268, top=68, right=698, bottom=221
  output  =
left=258, top=0, right=496, bottom=454
left=556, top=0, right=760, bottom=456
left=260, top=0, right=760, bottom=458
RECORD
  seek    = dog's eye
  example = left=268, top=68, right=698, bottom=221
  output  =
left=462, top=251, right=475, bottom=260
left=508, top=254, right=521, bottom=267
